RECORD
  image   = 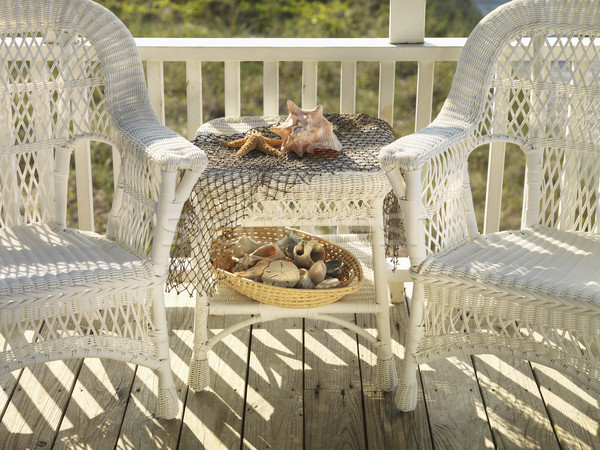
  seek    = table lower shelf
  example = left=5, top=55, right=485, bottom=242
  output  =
left=207, top=234, right=382, bottom=316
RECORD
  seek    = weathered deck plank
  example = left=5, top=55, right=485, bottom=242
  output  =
left=115, top=290, right=194, bottom=449
left=304, top=316, right=366, bottom=449
left=242, top=319, right=304, bottom=449
left=2, top=289, right=600, bottom=449
left=473, top=355, right=560, bottom=449
left=532, top=363, right=600, bottom=450
left=54, top=358, right=135, bottom=450
left=1, top=359, right=82, bottom=449
left=420, top=356, right=495, bottom=449
left=358, top=304, right=433, bottom=449
left=178, top=313, right=250, bottom=449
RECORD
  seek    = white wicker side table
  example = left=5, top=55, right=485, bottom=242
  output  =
left=169, top=114, right=399, bottom=394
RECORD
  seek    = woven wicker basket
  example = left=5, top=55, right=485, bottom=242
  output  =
left=210, top=227, right=364, bottom=308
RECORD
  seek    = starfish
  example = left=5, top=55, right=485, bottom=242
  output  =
left=220, top=133, right=282, bottom=157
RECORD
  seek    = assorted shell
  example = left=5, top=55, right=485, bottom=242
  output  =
left=270, top=100, right=343, bottom=157
left=225, top=232, right=346, bottom=290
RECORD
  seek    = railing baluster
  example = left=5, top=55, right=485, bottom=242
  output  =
left=484, top=64, right=510, bottom=234
left=484, top=142, right=506, bottom=234
left=415, top=61, right=434, bottom=131
left=378, top=61, right=395, bottom=125
left=302, top=61, right=318, bottom=109
left=146, top=61, right=165, bottom=124
left=263, top=61, right=279, bottom=116
left=340, top=61, right=357, bottom=114
left=186, top=61, right=203, bottom=140
left=225, top=61, right=241, bottom=117
left=74, top=142, right=94, bottom=231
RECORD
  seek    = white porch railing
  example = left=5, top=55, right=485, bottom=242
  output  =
left=76, top=1, right=509, bottom=278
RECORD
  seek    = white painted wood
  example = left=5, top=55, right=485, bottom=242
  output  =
left=146, top=60, right=165, bottom=124
left=483, top=141, right=506, bottom=234
left=112, top=146, right=121, bottom=192
left=74, top=140, right=94, bottom=232
left=389, top=0, right=426, bottom=44
left=224, top=61, right=241, bottom=117
left=135, top=37, right=467, bottom=62
left=415, top=61, right=435, bottom=131
left=302, top=61, right=318, bottom=109
left=340, top=61, right=357, bottom=114
left=484, top=66, right=509, bottom=234
left=186, top=61, right=203, bottom=139
left=378, top=61, right=396, bottom=125
left=263, top=61, right=279, bottom=116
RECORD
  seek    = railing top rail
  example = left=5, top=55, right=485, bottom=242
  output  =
left=134, top=37, right=467, bottom=62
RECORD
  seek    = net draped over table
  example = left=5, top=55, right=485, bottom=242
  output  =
left=167, top=113, right=405, bottom=297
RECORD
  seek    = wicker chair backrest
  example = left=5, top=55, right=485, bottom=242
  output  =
left=446, top=0, right=600, bottom=232
left=0, top=0, right=152, bottom=228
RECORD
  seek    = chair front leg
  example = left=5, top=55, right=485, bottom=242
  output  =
left=395, top=282, right=425, bottom=412
left=189, top=293, right=210, bottom=392
left=151, top=284, right=179, bottom=419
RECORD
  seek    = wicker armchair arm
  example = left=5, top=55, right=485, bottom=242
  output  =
left=378, top=115, right=474, bottom=174
left=106, top=119, right=206, bottom=260
left=111, top=119, right=208, bottom=174
left=379, top=116, right=479, bottom=263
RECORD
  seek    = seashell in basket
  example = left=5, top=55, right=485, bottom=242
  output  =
left=233, top=259, right=270, bottom=281
left=232, top=235, right=261, bottom=258
left=251, top=243, right=286, bottom=261
left=308, top=260, right=327, bottom=285
left=232, top=253, right=259, bottom=272
left=262, top=260, right=300, bottom=288
left=325, top=259, right=344, bottom=277
left=270, top=100, right=342, bottom=157
left=316, top=278, right=341, bottom=289
left=295, top=268, right=315, bottom=289
left=293, top=239, right=326, bottom=269
left=275, top=231, right=302, bottom=257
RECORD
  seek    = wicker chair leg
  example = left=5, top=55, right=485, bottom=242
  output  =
left=189, top=355, right=210, bottom=392
left=395, top=282, right=425, bottom=411
left=156, top=375, right=179, bottom=420
left=395, top=379, right=418, bottom=412
left=190, top=294, right=210, bottom=392
left=376, top=353, right=398, bottom=392
left=151, top=287, right=179, bottom=419
left=374, top=316, right=397, bottom=391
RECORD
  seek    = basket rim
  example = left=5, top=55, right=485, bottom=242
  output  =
left=210, top=226, right=364, bottom=307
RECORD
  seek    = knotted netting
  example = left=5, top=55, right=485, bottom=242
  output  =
left=167, top=113, right=404, bottom=296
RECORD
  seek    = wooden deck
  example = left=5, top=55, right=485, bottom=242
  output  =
left=1, top=287, right=599, bottom=449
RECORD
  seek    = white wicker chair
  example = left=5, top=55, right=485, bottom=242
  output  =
left=0, top=0, right=207, bottom=419
left=380, top=0, right=600, bottom=412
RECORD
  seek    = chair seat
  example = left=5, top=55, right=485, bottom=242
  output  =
left=0, top=223, right=156, bottom=303
left=419, top=226, right=600, bottom=307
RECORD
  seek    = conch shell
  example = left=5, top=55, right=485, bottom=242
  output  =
left=293, top=239, right=326, bottom=269
left=275, top=231, right=302, bottom=258
left=232, top=235, right=261, bottom=258
left=233, top=259, right=270, bottom=281
left=251, top=243, right=286, bottom=261
left=270, top=100, right=342, bottom=157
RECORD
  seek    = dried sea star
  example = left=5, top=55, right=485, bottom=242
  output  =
left=220, top=133, right=283, bottom=157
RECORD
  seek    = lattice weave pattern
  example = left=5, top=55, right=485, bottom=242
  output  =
left=379, top=0, right=600, bottom=411
left=0, top=0, right=207, bottom=419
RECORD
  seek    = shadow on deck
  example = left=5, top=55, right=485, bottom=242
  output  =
left=0, top=288, right=599, bottom=449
